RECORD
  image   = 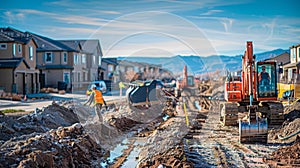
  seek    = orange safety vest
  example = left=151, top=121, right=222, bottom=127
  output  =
left=93, top=90, right=104, bottom=104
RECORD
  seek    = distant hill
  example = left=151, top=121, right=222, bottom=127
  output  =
left=117, top=49, right=289, bottom=74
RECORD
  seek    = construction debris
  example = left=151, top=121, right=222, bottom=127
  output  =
left=264, top=141, right=300, bottom=167
left=108, top=116, right=142, bottom=131
left=138, top=142, right=193, bottom=168
left=0, top=123, right=104, bottom=168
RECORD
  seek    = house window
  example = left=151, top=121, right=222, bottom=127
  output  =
left=74, top=54, right=78, bottom=64
left=64, top=73, right=70, bottom=84
left=29, top=46, right=33, bottom=60
left=78, top=72, right=81, bottom=82
left=82, top=54, right=86, bottom=64
left=0, top=43, right=7, bottom=49
left=108, top=65, right=114, bottom=72
left=13, top=43, right=16, bottom=56
left=78, top=54, right=81, bottom=64
left=63, top=52, right=67, bottom=63
left=293, top=48, right=296, bottom=59
left=93, top=55, right=96, bottom=64
left=45, top=52, right=53, bottom=63
left=18, top=44, right=22, bottom=53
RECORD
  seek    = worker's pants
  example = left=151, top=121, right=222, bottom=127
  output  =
left=95, top=103, right=103, bottom=123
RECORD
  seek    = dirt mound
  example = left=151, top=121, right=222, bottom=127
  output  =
left=264, top=141, right=300, bottom=166
left=0, top=123, right=104, bottom=168
left=138, top=142, right=193, bottom=168
left=0, top=102, right=79, bottom=141
left=108, top=116, right=142, bottom=131
left=269, top=118, right=300, bottom=143
left=284, top=101, right=300, bottom=113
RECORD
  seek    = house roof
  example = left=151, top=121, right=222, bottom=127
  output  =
left=30, top=33, right=77, bottom=52
left=0, top=57, right=30, bottom=69
left=103, top=58, right=118, bottom=65
left=98, top=66, right=106, bottom=70
left=290, top=43, right=300, bottom=48
left=37, top=64, right=74, bottom=69
left=59, top=40, right=83, bottom=52
left=265, top=52, right=290, bottom=65
left=0, top=27, right=36, bottom=45
left=59, top=39, right=102, bottom=56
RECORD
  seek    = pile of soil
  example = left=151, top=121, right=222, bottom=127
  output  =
left=138, top=142, right=193, bottom=168
left=269, top=118, right=300, bottom=142
left=0, top=123, right=104, bottom=168
left=269, top=102, right=300, bottom=143
left=108, top=116, right=142, bottom=131
left=264, top=141, right=300, bottom=165
left=0, top=102, right=79, bottom=142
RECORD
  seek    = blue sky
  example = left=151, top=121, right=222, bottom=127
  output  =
left=1, top=0, right=299, bottom=57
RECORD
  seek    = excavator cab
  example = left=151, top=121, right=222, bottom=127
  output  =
left=257, top=62, right=277, bottom=99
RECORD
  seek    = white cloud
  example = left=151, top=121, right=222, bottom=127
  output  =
left=200, top=10, right=223, bottom=16
left=3, top=11, right=25, bottom=24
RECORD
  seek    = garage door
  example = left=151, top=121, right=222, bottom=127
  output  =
left=16, top=73, right=24, bottom=94
left=26, top=74, right=33, bottom=94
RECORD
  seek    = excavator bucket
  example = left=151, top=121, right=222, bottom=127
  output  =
left=239, top=118, right=268, bottom=143
left=126, top=80, right=158, bottom=106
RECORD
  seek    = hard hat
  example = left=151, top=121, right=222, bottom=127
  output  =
left=91, top=84, right=97, bottom=89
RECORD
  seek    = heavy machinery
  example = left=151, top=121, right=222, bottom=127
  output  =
left=220, top=41, right=284, bottom=143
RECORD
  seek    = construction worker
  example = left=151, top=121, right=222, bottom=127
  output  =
left=83, top=84, right=107, bottom=122
left=258, top=66, right=270, bottom=86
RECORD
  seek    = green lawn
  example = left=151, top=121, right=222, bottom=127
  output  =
left=1, top=109, right=25, bottom=113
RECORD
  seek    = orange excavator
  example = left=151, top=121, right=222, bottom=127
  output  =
left=220, top=41, right=284, bottom=143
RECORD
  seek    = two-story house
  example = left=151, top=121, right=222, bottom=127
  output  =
left=283, top=44, right=300, bottom=83
left=265, top=52, right=290, bottom=83
left=0, top=27, right=39, bottom=95
left=30, top=33, right=80, bottom=91
left=101, top=58, right=118, bottom=82
left=59, top=39, right=103, bottom=84
left=116, top=60, right=166, bottom=82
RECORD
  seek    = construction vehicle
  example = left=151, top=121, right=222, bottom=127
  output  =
left=220, top=41, right=284, bottom=143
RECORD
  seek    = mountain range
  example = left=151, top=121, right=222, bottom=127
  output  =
left=117, top=49, right=289, bottom=75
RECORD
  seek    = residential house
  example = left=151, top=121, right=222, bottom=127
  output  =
left=59, top=39, right=103, bottom=84
left=0, top=27, right=39, bottom=94
left=30, top=33, right=81, bottom=91
left=100, top=58, right=118, bottom=82
left=283, top=44, right=300, bottom=83
left=116, top=60, right=169, bottom=82
left=265, top=52, right=290, bottom=83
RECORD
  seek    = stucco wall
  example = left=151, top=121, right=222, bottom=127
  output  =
left=0, top=69, right=13, bottom=92
left=45, top=69, right=63, bottom=87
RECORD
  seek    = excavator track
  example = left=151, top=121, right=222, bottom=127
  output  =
left=259, top=102, right=284, bottom=127
left=220, top=102, right=239, bottom=126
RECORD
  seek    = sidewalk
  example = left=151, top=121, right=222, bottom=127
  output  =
left=0, top=92, right=126, bottom=112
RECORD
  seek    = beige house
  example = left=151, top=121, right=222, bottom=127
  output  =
left=283, top=44, right=300, bottom=83
left=59, top=39, right=103, bottom=83
left=0, top=27, right=39, bottom=94
left=115, top=60, right=170, bottom=82
left=31, top=33, right=80, bottom=91
left=265, top=52, right=290, bottom=83
left=101, top=58, right=118, bottom=82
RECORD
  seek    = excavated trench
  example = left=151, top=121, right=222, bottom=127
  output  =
left=1, top=81, right=300, bottom=167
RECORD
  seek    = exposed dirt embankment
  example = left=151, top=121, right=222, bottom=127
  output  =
left=0, top=123, right=104, bottom=168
